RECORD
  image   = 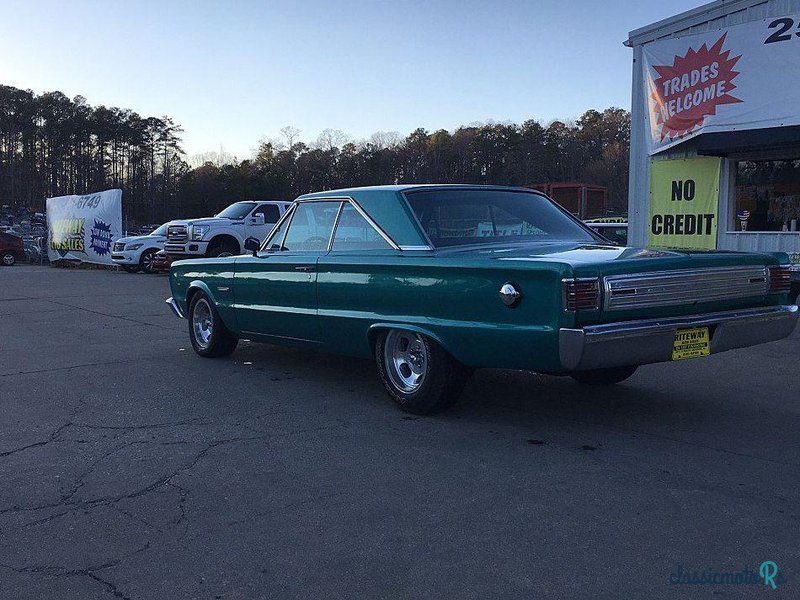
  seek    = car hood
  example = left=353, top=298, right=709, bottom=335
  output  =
left=436, top=241, right=783, bottom=274
left=167, top=217, right=243, bottom=228
left=116, top=234, right=165, bottom=244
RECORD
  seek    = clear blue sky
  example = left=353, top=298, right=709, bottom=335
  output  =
left=1, top=0, right=704, bottom=157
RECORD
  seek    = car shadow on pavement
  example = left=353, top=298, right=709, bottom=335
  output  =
left=228, top=340, right=703, bottom=434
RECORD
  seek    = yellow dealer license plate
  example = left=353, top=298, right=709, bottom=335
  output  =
left=672, top=327, right=711, bottom=361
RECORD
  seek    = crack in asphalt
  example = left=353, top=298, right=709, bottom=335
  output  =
left=44, top=299, right=168, bottom=329
left=0, top=541, right=151, bottom=600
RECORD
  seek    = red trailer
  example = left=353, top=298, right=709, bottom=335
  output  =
left=529, top=183, right=609, bottom=220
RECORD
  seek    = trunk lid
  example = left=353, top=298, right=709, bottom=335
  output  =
left=437, top=241, right=786, bottom=325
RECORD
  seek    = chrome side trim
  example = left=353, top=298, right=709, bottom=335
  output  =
left=166, top=297, right=185, bottom=319
left=560, top=305, right=798, bottom=371
left=603, top=266, right=770, bottom=311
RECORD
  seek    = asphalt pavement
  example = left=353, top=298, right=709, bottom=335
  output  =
left=1, top=265, right=798, bottom=599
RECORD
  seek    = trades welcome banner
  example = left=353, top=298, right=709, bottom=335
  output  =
left=47, top=189, right=122, bottom=265
left=648, top=157, right=721, bottom=250
left=642, top=13, right=800, bottom=154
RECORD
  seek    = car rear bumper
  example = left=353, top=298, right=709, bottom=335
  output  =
left=560, top=305, right=798, bottom=371
left=166, top=297, right=185, bottom=319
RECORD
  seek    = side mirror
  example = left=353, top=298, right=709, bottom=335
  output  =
left=244, top=237, right=260, bottom=256
left=250, top=214, right=266, bottom=226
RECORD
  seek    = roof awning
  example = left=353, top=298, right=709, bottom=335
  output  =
left=695, top=126, right=800, bottom=159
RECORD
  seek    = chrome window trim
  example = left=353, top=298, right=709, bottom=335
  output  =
left=259, top=203, right=296, bottom=252
left=346, top=198, right=401, bottom=251
left=398, top=245, right=434, bottom=251
left=310, top=195, right=401, bottom=251
left=326, top=201, right=346, bottom=252
left=280, top=199, right=342, bottom=253
left=263, top=196, right=400, bottom=253
left=399, top=190, right=436, bottom=249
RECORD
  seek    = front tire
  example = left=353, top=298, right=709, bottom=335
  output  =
left=570, top=365, right=638, bottom=385
left=1, top=251, right=16, bottom=266
left=375, top=329, right=470, bottom=414
left=790, top=282, right=800, bottom=305
left=139, top=249, right=158, bottom=273
left=206, top=240, right=239, bottom=258
left=188, top=293, right=238, bottom=358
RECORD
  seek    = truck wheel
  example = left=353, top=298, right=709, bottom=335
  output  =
left=790, top=282, right=800, bottom=304
left=188, top=292, right=238, bottom=358
left=375, top=329, right=470, bottom=414
left=1, top=251, right=16, bottom=266
left=207, top=240, right=239, bottom=258
left=139, top=249, right=158, bottom=273
left=570, top=365, right=638, bottom=385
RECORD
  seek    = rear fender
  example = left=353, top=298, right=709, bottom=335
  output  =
left=367, top=323, right=449, bottom=357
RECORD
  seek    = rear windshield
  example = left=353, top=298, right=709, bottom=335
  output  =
left=405, top=189, right=596, bottom=247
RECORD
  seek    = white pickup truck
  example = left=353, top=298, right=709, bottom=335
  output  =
left=164, top=200, right=291, bottom=258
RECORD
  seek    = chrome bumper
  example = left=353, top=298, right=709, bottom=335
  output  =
left=560, top=305, right=798, bottom=371
left=166, top=297, right=185, bottom=319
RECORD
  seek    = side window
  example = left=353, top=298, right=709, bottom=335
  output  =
left=253, top=204, right=281, bottom=224
left=282, top=202, right=339, bottom=252
left=331, top=203, right=392, bottom=251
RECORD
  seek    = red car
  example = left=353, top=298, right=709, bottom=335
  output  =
left=151, top=250, right=174, bottom=272
left=0, top=231, right=24, bottom=266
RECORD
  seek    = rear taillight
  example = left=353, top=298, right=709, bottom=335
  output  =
left=768, top=265, right=791, bottom=294
left=563, top=278, right=601, bottom=311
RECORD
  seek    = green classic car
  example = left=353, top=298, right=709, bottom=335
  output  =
left=166, top=185, right=798, bottom=414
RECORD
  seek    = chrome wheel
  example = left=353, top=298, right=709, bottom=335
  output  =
left=2, top=253, right=15, bottom=266
left=384, top=330, right=428, bottom=393
left=192, top=298, right=213, bottom=349
left=141, top=250, right=156, bottom=273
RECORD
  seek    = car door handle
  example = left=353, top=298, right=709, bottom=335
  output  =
left=294, top=265, right=316, bottom=272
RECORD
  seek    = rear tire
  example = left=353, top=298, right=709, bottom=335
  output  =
left=1, top=251, right=16, bottom=266
left=375, top=329, right=470, bottom=414
left=188, top=292, right=238, bottom=358
left=570, top=365, right=638, bottom=385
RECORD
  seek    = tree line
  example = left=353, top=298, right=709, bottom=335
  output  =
left=0, top=85, right=185, bottom=225
left=0, top=84, right=630, bottom=225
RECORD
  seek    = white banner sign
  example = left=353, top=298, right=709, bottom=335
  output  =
left=47, top=189, right=122, bottom=265
left=642, top=14, right=800, bottom=154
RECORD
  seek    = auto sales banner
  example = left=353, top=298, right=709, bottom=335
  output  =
left=47, top=189, right=122, bottom=265
left=642, top=14, right=800, bottom=154
left=648, top=157, right=721, bottom=250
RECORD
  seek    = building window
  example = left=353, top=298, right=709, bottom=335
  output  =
left=734, top=159, right=800, bottom=232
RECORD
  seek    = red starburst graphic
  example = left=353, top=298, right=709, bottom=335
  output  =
left=650, top=34, right=742, bottom=140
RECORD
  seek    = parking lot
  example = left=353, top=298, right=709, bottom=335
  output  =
left=1, top=265, right=798, bottom=598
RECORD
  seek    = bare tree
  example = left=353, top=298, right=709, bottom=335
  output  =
left=314, top=128, right=350, bottom=151
left=368, top=130, right=403, bottom=149
left=279, top=126, right=302, bottom=150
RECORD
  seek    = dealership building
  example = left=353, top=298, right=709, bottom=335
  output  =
left=626, top=0, right=800, bottom=278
